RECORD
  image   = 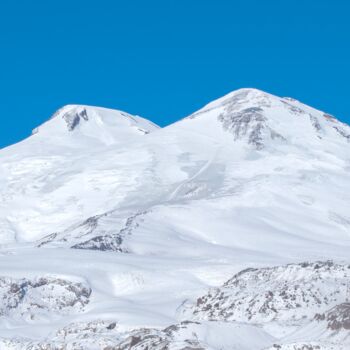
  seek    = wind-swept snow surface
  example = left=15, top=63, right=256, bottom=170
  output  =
left=0, top=89, right=349, bottom=349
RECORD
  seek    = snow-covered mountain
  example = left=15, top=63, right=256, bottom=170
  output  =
left=0, top=88, right=349, bottom=349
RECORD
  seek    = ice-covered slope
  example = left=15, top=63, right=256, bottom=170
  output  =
left=0, top=105, right=159, bottom=242
left=0, top=88, right=349, bottom=349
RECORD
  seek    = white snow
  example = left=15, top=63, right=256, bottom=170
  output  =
left=0, top=88, right=349, bottom=348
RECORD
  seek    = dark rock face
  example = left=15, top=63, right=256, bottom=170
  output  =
left=323, top=111, right=350, bottom=141
left=72, top=234, right=124, bottom=251
left=68, top=213, right=124, bottom=251
left=110, top=321, right=206, bottom=350
left=214, top=90, right=286, bottom=149
left=37, top=213, right=105, bottom=248
left=218, top=106, right=285, bottom=149
left=38, top=211, right=147, bottom=252
left=280, top=100, right=306, bottom=116
left=309, top=115, right=322, bottom=133
left=333, top=126, right=350, bottom=142
left=71, top=211, right=146, bottom=252
left=0, top=276, right=91, bottom=318
left=190, top=261, right=350, bottom=324
left=324, top=113, right=337, bottom=122
left=315, top=303, right=350, bottom=331
left=62, top=108, right=89, bottom=131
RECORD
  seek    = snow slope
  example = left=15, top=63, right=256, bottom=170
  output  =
left=0, top=88, right=349, bottom=349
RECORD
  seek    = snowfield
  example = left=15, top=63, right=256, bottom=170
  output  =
left=0, top=88, right=349, bottom=349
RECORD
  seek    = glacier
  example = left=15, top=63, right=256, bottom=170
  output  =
left=0, top=88, right=349, bottom=349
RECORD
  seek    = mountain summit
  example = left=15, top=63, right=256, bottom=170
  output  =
left=170, top=88, right=350, bottom=151
left=31, top=104, right=159, bottom=146
left=0, top=89, right=349, bottom=349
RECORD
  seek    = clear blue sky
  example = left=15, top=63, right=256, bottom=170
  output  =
left=1, top=0, right=349, bottom=148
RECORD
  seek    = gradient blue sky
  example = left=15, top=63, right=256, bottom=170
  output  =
left=0, top=0, right=349, bottom=148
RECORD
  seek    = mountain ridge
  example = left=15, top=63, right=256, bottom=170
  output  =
left=4, top=88, right=350, bottom=153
